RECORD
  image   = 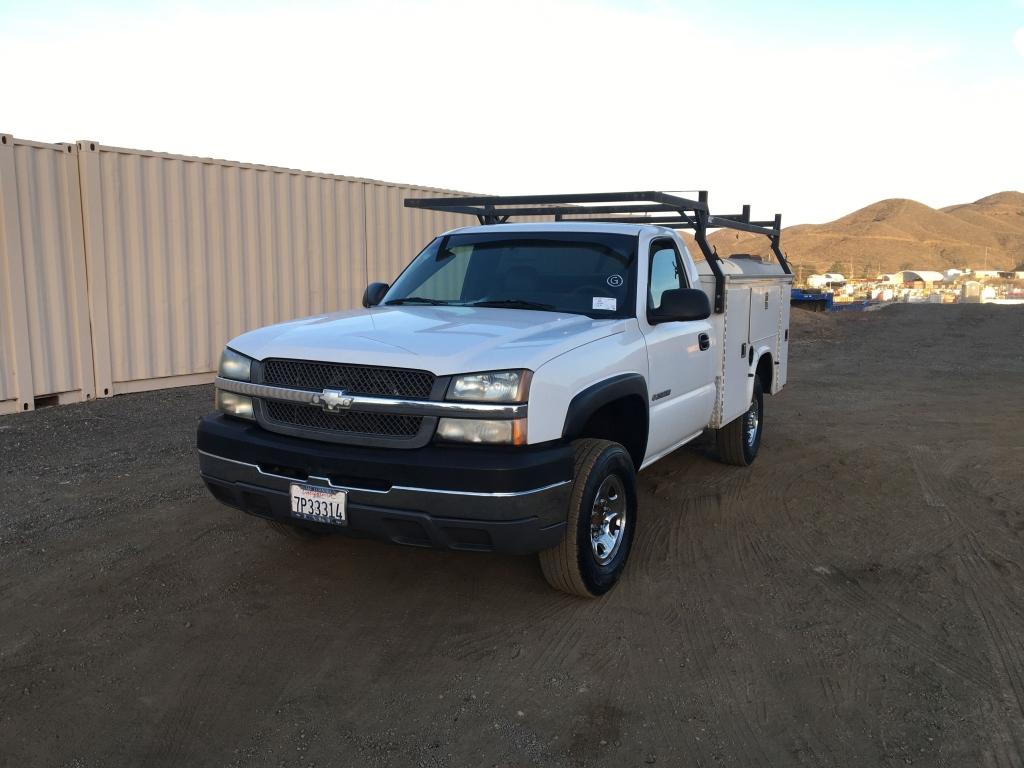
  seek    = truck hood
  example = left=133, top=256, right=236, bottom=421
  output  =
left=228, top=306, right=625, bottom=375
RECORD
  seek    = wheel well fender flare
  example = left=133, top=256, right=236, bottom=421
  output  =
left=562, top=373, right=649, bottom=438
left=562, top=374, right=649, bottom=467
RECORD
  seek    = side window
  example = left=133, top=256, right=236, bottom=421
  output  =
left=648, top=242, right=686, bottom=311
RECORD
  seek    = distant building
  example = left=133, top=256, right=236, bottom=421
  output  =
left=876, top=270, right=944, bottom=285
left=871, top=287, right=895, bottom=301
left=904, top=270, right=944, bottom=284
left=961, top=281, right=982, bottom=302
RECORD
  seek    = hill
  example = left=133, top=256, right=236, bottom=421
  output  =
left=696, top=192, right=1024, bottom=277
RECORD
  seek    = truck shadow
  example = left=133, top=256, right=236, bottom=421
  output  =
left=239, top=435, right=746, bottom=611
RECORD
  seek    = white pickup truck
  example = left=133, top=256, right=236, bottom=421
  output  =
left=197, top=192, right=793, bottom=597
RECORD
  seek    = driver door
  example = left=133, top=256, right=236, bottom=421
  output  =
left=640, top=238, right=716, bottom=459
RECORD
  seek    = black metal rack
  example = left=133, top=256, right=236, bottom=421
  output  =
left=405, top=191, right=790, bottom=314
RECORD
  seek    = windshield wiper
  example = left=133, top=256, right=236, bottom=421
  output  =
left=468, top=299, right=557, bottom=311
left=385, top=296, right=452, bottom=306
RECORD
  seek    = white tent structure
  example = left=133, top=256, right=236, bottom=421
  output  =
left=807, top=273, right=845, bottom=288
left=876, top=270, right=944, bottom=284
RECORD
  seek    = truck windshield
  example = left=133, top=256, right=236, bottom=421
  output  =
left=383, top=232, right=637, bottom=318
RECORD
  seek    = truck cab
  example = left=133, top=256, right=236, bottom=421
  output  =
left=197, top=191, right=792, bottom=597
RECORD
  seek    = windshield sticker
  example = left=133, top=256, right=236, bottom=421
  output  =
left=593, top=297, right=617, bottom=311
left=606, top=274, right=624, bottom=288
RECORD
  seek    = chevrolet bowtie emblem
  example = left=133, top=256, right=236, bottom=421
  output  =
left=318, top=389, right=354, bottom=412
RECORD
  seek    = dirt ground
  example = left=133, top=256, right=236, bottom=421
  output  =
left=2, top=304, right=1023, bottom=767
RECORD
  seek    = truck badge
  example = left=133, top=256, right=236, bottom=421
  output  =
left=318, top=389, right=354, bottom=412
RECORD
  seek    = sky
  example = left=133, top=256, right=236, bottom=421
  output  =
left=1, top=0, right=1022, bottom=224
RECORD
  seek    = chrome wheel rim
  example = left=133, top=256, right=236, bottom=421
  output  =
left=590, top=475, right=627, bottom=565
left=744, top=395, right=760, bottom=449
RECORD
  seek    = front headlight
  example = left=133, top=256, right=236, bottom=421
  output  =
left=447, top=370, right=531, bottom=402
left=219, top=347, right=252, bottom=382
left=436, top=417, right=526, bottom=445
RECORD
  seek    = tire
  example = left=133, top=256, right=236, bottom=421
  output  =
left=265, top=519, right=324, bottom=540
left=539, top=439, right=638, bottom=598
left=716, top=377, right=764, bottom=466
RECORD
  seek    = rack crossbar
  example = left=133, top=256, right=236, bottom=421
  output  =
left=405, top=190, right=708, bottom=212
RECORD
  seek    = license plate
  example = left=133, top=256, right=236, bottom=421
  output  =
left=289, top=483, right=347, bottom=526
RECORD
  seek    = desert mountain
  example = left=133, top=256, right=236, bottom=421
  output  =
left=694, top=191, right=1024, bottom=278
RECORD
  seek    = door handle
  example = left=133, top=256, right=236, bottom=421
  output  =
left=698, top=333, right=710, bottom=351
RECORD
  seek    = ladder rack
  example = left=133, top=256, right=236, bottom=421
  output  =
left=405, top=191, right=791, bottom=314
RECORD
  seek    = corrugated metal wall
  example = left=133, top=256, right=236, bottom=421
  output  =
left=0, top=135, right=95, bottom=414
left=366, top=184, right=478, bottom=284
left=1, top=134, right=483, bottom=411
left=80, top=144, right=379, bottom=395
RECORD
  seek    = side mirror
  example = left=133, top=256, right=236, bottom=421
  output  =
left=649, top=288, right=711, bottom=323
left=362, top=282, right=389, bottom=308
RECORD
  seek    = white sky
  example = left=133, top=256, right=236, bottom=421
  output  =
left=2, top=0, right=1023, bottom=224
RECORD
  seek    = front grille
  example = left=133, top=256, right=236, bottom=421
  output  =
left=263, top=400, right=423, bottom=439
left=263, top=359, right=434, bottom=399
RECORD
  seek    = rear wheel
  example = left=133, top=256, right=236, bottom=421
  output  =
left=539, top=439, right=638, bottom=598
left=716, top=378, right=764, bottom=466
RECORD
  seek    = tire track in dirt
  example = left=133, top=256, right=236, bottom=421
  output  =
left=589, top=472, right=750, bottom=766
left=956, top=546, right=1024, bottom=768
left=724, top=451, right=875, bottom=764
left=141, top=649, right=236, bottom=764
left=638, top=436, right=895, bottom=765
left=760, top=455, right=990, bottom=768
left=910, top=445, right=1024, bottom=765
left=771, top=463, right=993, bottom=692
left=723, top=455, right=883, bottom=742
left=710, top=475, right=847, bottom=765
left=626, top=502, right=730, bottom=767
left=676, top=491, right=782, bottom=767
left=761, top=443, right=985, bottom=765
left=628, top=471, right=798, bottom=767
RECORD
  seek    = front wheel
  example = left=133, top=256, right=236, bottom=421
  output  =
left=539, top=439, right=638, bottom=598
left=716, top=378, right=764, bottom=466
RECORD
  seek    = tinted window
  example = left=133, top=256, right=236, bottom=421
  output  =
left=649, top=244, right=684, bottom=310
left=384, top=232, right=637, bottom=318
